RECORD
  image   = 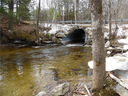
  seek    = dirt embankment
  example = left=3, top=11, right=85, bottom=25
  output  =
left=0, top=13, right=37, bottom=46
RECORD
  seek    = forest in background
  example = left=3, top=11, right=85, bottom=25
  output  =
left=33, top=0, right=128, bottom=22
left=1, top=0, right=128, bottom=23
left=0, top=0, right=128, bottom=45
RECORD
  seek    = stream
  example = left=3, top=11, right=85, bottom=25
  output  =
left=0, top=44, right=92, bottom=96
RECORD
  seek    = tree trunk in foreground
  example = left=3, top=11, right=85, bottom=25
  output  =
left=91, top=0, right=106, bottom=90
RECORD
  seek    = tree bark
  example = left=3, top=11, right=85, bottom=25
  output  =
left=114, top=0, right=122, bottom=33
left=16, top=0, right=18, bottom=20
left=74, top=0, right=76, bottom=23
left=76, top=0, right=79, bottom=21
left=91, top=0, right=106, bottom=90
left=8, top=0, right=14, bottom=30
left=36, top=0, right=40, bottom=45
left=18, top=0, right=21, bottom=25
left=1, top=0, right=4, bottom=10
left=74, top=0, right=79, bottom=24
left=67, top=0, right=69, bottom=20
left=108, top=0, right=112, bottom=46
left=63, top=6, right=65, bottom=23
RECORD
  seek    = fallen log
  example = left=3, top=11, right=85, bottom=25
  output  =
left=109, top=73, right=128, bottom=90
left=106, top=48, right=127, bottom=52
left=106, top=48, right=127, bottom=56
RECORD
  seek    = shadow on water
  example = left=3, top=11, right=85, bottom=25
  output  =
left=0, top=44, right=92, bottom=96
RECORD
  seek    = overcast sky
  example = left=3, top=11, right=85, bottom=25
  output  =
left=33, top=0, right=49, bottom=9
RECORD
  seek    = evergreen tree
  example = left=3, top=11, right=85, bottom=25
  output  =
left=16, top=0, right=31, bottom=25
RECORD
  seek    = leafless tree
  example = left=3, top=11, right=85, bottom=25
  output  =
left=91, top=0, right=106, bottom=90
left=36, top=0, right=40, bottom=45
left=108, top=0, right=112, bottom=46
left=8, top=0, right=14, bottom=30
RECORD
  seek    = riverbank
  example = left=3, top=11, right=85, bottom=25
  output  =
left=1, top=12, right=128, bottom=96
left=0, top=13, right=37, bottom=45
left=0, top=12, right=82, bottom=46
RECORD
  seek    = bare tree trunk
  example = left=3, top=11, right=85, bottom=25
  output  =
left=52, top=11, right=55, bottom=22
left=63, top=6, right=65, bottom=23
left=67, top=0, right=69, bottom=20
left=74, top=0, right=76, bottom=24
left=115, top=0, right=120, bottom=26
left=36, top=0, right=40, bottom=45
left=8, top=0, right=14, bottom=30
left=74, top=0, right=79, bottom=24
left=1, top=0, right=3, bottom=10
left=46, top=0, right=50, bottom=26
left=16, top=0, right=18, bottom=21
left=72, top=1, right=74, bottom=20
left=91, top=0, right=106, bottom=91
left=19, top=0, right=21, bottom=25
left=108, top=0, right=112, bottom=46
left=76, top=0, right=79, bottom=20
left=115, top=0, right=122, bottom=33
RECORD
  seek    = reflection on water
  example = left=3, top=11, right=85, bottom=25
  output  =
left=0, top=44, right=92, bottom=96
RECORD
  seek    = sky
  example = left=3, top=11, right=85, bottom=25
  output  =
left=33, top=0, right=49, bottom=9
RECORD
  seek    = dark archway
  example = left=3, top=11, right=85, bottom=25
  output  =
left=61, top=29, right=87, bottom=44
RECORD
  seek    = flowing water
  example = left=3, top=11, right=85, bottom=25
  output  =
left=0, top=44, right=92, bottom=96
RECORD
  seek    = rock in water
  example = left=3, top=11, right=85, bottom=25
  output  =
left=50, top=82, right=70, bottom=96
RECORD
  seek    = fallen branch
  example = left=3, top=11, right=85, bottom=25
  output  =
left=109, top=73, right=128, bottom=90
left=84, top=84, right=92, bottom=96
left=107, top=48, right=127, bottom=56
left=73, top=91, right=87, bottom=95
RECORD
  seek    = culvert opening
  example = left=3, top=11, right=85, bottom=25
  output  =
left=61, top=29, right=87, bottom=44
